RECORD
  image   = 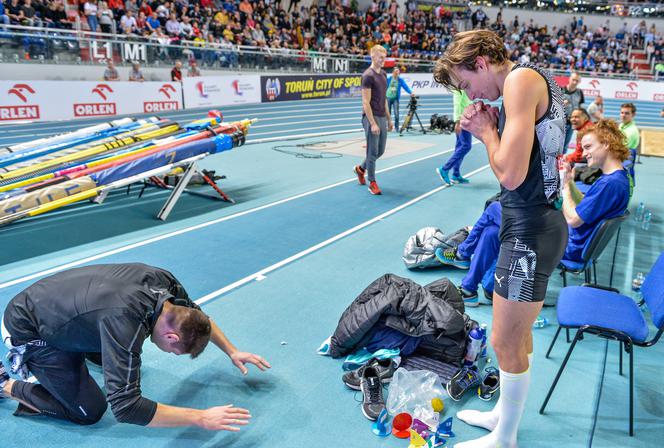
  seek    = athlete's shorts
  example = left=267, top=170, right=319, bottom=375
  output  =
left=494, top=205, right=568, bottom=302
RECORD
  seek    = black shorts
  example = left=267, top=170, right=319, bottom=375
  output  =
left=495, top=205, right=568, bottom=302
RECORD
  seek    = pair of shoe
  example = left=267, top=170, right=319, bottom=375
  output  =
left=435, top=168, right=470, bottom=185
left=435, top=247, right=470, bottom=270
left=447, top=365, right=500, bottom=402
left=354, top=165, right=382, bottom=195
left=343, top=358, right=397, bottom=421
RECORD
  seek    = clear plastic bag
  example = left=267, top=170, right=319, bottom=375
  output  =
left=386, top=368, right=446, bottom=426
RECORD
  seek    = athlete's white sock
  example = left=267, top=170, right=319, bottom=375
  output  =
left=456, top=353, right=533, bottom=432
left=454, top=366, right=531, bottom=448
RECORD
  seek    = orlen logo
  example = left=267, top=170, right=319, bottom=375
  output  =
left=1, top=83, right=40, bottom=121
left=582, top=79, right=601, bottom=97
left=232, top=79, right=243, bottom=96
left=614, top=81, right=639, bottom=100
left=74, top=84, right=117, bottom=117
left=654, top=93, right=664, bottom=102
left=144, top=84, right=179, bottom=112
left=265, top=78, right=281, bottom=101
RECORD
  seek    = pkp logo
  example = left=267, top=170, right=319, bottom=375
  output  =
left=159, top=84, right=176, bottom=99
left=265, top=78, right=280, bottom=101
left=8, top=84, right=36, bottom=103
left=92, top=84, right=114, bottom=101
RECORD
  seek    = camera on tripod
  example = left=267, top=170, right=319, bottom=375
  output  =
left=399, top=95, right=426, bottom=135
left=429, top=113, right=456, bottom=134
left=407, top=95, right=419, bottom=110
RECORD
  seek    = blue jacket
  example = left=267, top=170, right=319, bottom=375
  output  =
left=386, top=76, right=412, bottom=101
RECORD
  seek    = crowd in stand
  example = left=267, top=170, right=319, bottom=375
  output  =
left=0, top=0, right=662, bottom=77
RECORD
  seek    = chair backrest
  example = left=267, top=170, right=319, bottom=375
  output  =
left=581, top=211, right=630, bottom=263
left=642, top=252, right=664, bottom=330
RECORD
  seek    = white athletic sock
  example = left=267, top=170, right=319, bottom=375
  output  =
left=456, top=353, right=533, bottom=432
left=454, top=367, right=531, bottom=448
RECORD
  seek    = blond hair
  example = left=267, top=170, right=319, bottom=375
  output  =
left=370, top=45, right=387, bottom=55
left=433, top=30, right=509, bottom=91
left=578, top=119, right=630, bottom=162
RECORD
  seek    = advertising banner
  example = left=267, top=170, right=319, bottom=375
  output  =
left=577, top=77, right=663, bottom=102
left=182, top=75, right=261, bottom=109
left=260, top=74, right=362, bottom=102
left=0, top=81, right=183, bottom=123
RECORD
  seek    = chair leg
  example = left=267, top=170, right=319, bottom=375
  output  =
left=584, top=268, right=591, bottom=284
left=566, top=328, right=570, bottom=343
left=619, top=341, right=623, bottom=376
left=629, top=344, right=634, bottom=436
left=593, top=263, right=598, bottom=285
left=540, top=329, right=583, bottom=415
left=562, top=270, right=567, bottom=287
left=546, top=326, right=563, bottom=359
left=609, top=227, right=621, bottom=288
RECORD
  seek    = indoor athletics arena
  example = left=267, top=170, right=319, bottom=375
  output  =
left=0, top=1, right=663, bottom=447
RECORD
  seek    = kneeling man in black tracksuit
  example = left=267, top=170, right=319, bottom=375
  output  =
left=0, top=263, right=270, bottom=431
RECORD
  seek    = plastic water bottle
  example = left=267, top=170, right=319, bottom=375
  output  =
left=635, top=202, right=645, bottom=221
left=641, top=210, right=652, bottom=231
left=463, top=328, right=483, bottom=367
left=533, top=316, right=548, bottom=329
left=479, top=323, right=488, bottom=359
left=632, top=272, right=645, bottom=292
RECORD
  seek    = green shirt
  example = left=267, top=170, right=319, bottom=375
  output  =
left=453, top=90, right=472, bottom=122
left=620, top=121, right=640, bottom=149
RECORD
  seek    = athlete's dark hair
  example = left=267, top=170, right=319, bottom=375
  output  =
left=620, top=103, right=636, bottom=114
left=166, top=306, right=211, bottom=359
left=433, top=30, right=509, bottom=91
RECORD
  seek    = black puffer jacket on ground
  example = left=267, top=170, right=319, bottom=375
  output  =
left=329, top=274, right=469, bottom=364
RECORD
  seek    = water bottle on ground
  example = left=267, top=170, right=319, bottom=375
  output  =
left=641, top=210, right=652, bottom=231
left=479, top=323, right=488, bottom=359
left=635, top=202, right=645, bottom=221
left=463, top=328, right=483, bottom=367
left=533, top=315, right=548, bottom=329
left=632, top=272, right=645, bottom=292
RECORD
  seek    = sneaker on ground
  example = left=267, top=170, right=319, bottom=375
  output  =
left=483, top=287, right=494, bottom=302
left=354, top=165, right=366, bottom=185
left=446, top=365, right=481, bottom=401
left=478, top=367, right=500, bottom=401
left=459, top=286, right=479, bottom=307
left=436, top=167, right=452, bottom=185
left=368, top=181, right=382, bottom=195
left=360, top=366, right=386, bottom=421
left=452, top=174, right=470, bottom=184
left=434, top=247, right=470, bottom=269
left=342, top=358, right=398, bottom=390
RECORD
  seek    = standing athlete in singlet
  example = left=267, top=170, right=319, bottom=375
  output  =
left=433, top=30, right=568, bottom=448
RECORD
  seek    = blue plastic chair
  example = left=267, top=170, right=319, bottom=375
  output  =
left=540, top=252, right=664, bottom=436
left=559, top=211, right=629, bottom=288
left=554, top=212, right=629, bottom=345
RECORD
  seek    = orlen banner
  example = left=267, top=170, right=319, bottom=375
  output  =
left=0, top=81, right=183, bottom=123
left=182, top=75, right=261, bottom=109
left=577, top=78, right=664, bottom=102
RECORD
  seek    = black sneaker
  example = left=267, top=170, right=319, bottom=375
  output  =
left=360, top=366, right=386, bottom=421
left=483, top=287, right=494, bottom=302
left=446, top=365, right=481, bottom=401
left=478, top=367, right=500, bottom=401
left=342, top=358, right=397, bottom=390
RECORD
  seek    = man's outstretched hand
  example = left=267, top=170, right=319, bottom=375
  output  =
left=230, top=352, right=272, bottom=375
left=199, top=404, right=251, bottom=431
